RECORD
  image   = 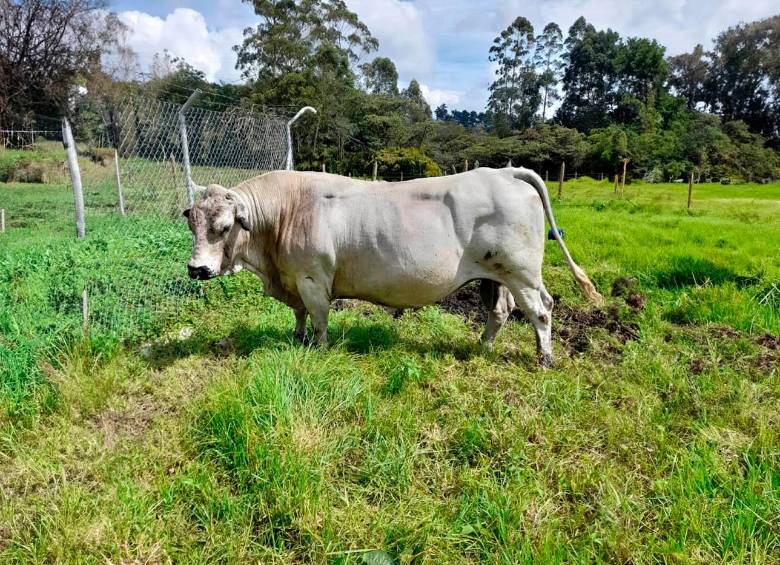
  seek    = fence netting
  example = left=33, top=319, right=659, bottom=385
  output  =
left=77, top=95, right=289, bottom=340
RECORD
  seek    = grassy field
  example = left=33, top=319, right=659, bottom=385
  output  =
left=0, top=174, right=778, bottom=563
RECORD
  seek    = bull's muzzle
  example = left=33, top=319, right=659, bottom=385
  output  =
left=188, top=264, right=215, bottom=280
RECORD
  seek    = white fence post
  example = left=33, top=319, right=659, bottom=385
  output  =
left=178, top=89, right=202, bottom=206
left=286, top=106, right=317, bottom=171
left=61, top=117, right=85, bottom=238
left=114, top=149, right=126, bottom=216
left=1, top=208, right=5, bottom=233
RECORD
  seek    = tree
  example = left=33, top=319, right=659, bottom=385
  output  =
left=0, top=0, right=124, bottom=126
left=434, top=103, right=449, bottom=121
left=534, top=22, right=564, bottom=121
left=402, top=79, right=431, bottom=123
left=616, top=37, right=668, bottom=104
left=557, top=17, right=621, bottom=132
left=487, top=16, right=540, bottom=133
left=705, top=16, right=780, bottom=143
left=235, top=0, right=378, bottom=81
left=360, top=56, right=398, bottom=95
left=668, top=44, right=708, bottom=110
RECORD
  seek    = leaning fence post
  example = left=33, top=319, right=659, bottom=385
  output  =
left=62, top=117, right=85, bottom=238
left=178, top=89, right=202, bottom=206
left=114, top=149, right=126, bottom=216
left=557, top=161, right=565, bottom=199
left=286, top=106, right=317, bottom=171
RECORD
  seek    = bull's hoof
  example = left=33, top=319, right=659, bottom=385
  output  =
left=538, top=352, right=553, bottom=369
left=480, top=336, right=494, bottom=353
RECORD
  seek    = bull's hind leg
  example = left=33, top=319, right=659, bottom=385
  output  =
left=479, top=280, right=515, bottom=351
left=505, top=282, right=554, bottom=368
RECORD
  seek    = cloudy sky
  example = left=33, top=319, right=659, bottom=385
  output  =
left=110, top=0, right=779, bottom=111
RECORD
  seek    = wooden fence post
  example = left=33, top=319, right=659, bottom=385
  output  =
left=322, top=163, right=326, bottom=173
left=464, top=159, right=469, bottom=172
left=452, top=164, right=457, bottom=175
left=1, top=208, right=5, bottom=233
left=61, top=117, right=85, bottom=238
left=600, top=172, right=604, bottom=181
left=114, top=150, right=126, bottom=216
left=687, top=171, right=694, bottom=210
left=621, top=158, right=628, bottom=198
left=614, top=174, right=619, bottom=194
left=82, top=289, right=89, bottom=335
left=372, top=160, right=378, bottom=181
left=545, top=170, right=549, bottom=182
left=557, top=161, right=565, bottom=199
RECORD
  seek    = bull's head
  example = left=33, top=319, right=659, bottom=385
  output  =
left=184, top=184, right=250, bottom=280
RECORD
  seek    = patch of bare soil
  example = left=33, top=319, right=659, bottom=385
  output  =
left=437, top=282, right=486, bottom=324
left=554, top=303, right=640, bottom=354
left=757, top=333, right=779, bottom=350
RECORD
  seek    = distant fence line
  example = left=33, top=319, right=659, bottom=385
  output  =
left=1, top=128, right=62, bottom=149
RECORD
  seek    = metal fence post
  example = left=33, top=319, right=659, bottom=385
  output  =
left=286, top=106, right=317, bottom=171
left=178, top=89, right=202, bottom=206
left=114, top=149, right=126, bottom=216
left=62, top=117, right=85, bottom=238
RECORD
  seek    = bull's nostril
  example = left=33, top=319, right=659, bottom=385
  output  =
left=188, top=265, right=213, bottom=280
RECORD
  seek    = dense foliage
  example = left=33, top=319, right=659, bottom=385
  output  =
left=3, top=1, right=779, bottom=181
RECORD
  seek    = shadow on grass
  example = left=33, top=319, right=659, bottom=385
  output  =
left=144, top=316, right=484, bottom=369
left=654, top=256, right=761, bottom=289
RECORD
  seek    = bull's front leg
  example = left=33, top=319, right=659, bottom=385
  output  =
left=293, top=307, right=308, bottom=343
left=296, top=275, right=331, bottom=346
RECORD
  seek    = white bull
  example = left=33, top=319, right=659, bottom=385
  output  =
left=184, top=167, right=602, bottom=366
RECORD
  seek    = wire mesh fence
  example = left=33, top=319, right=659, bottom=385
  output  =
left=71, top=94, right=289, bottom=340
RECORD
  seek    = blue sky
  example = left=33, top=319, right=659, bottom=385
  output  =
left=110, top=0, right=780, bottom=111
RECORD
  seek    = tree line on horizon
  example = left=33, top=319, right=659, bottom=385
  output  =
left=1, top=0, right=779, bottom=182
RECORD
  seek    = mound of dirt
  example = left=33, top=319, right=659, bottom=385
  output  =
left=611, top=276, right=646, bottom=311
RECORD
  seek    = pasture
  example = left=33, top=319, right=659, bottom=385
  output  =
left=1, top=175, right=779, bottom=562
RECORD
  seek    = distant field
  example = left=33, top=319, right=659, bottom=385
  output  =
left=0, top=175, right=778, bottom=563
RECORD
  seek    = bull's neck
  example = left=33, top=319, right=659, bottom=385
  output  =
left=232, top=183, right=284, bottom=241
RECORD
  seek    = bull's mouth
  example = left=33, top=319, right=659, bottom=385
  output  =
left=188, top=265, right=217, bottom=280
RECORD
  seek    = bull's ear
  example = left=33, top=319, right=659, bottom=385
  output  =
left=183, top=208, right=191, bottom=218
left=227, top=190, right=250, bottom=230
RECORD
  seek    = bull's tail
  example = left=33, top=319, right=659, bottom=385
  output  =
left=508, top=166, right=603, bottom=305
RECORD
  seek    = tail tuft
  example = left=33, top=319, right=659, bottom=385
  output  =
left=572, top=265, right=604, bottom=305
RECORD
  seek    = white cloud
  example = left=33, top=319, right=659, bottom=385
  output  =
left=346, top=0, right=435, bottom=80
left=118, top=8, right=243, bottom=82
left=420, top=84, right=462, bottom=108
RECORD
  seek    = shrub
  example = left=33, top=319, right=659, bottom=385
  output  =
left=10, top=159, right=48, bottom=183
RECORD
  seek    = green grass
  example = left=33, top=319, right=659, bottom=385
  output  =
left=0, top=175, right=778, bottom=562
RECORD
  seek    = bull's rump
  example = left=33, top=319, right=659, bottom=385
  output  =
left=321, top=172, right=545, bottom=307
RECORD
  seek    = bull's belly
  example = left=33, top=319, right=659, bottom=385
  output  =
left=332, top=253, right=482, bottom=308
